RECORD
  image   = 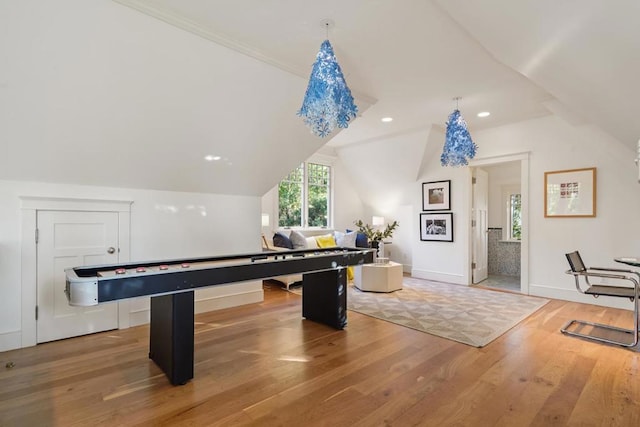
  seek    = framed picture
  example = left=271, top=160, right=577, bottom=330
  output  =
left=420, top=212, right=453, bottom=242
left=422, top=180, right=451, bottom=211
left=544, top=167, right=596, bottom=218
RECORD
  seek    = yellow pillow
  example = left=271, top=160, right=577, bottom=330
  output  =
left=346, top=266, right=354, bottom=281
left=315, top=234, right=353, bottom=281
left=315, top=234, right=337, bottom=248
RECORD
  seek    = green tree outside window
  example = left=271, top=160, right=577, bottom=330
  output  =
left=510, top=193, right=521, bottom=240
left=278, top=162, right=330, bottom=227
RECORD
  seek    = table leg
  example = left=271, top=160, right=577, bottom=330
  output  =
left=302, top=269, right=347, bottom=329
left=149, top=291, right=194, bottom=385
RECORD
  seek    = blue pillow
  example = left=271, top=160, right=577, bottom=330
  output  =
left=346, top=229, right=369, bottom=248
left=273, top=232, right=293, bottom=249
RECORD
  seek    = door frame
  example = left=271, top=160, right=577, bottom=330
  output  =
left=20, top=197, right=132, bottom=348
left=471, top=167, right=489, bottom=284
left=468, top=152, right=529, bottom=294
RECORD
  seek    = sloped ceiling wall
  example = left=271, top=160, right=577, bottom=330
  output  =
left=437, top=0, right=640, bottom=150
left=336, top=129, right=431, bottom=214
left=0, top=1, right=332, bottom=196
left=4, top=0, right=637, bottom=201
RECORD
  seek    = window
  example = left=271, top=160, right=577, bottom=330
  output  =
left=502, top=185, right=521, bottom=241
left=509, top=193, right=522, bottom=240
left=278, top=162, right=331, bottom=227
left=278, top=164, right=303, bottom=227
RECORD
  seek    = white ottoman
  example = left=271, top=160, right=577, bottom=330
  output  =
left=354, top=262, right=403, bottom=292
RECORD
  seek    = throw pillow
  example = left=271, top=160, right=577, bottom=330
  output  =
left=289, top=230, right=308, bottom=249
left=315, top=234, right=337, bottom=248
left=273, top=232, right=293, bottom=249
left=315, top=233, right=352, bottom=279
left=306, top=236, right=319, bottom=249
left=355, top=233, right=369, bottom=248
left=335, top=230, right=357, bottom=248
left=346, top=228, right=369, bottom=248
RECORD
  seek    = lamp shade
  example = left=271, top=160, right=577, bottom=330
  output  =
left=441, top=109, right=477, bottom=167
left=261, top=213, right=270, bottom=227
left=298, top=40, right=358, bottom=137
left=372, top=216, right=384, bottom=226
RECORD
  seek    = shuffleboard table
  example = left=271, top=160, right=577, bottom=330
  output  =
left=65, top=247, right=373, bottom=385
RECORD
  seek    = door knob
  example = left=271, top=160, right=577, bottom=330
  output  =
left=107, top=247, right=116, bottom=254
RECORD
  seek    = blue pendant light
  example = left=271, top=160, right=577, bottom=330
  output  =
left=441, top=97, right=477, bottom=167
left=298, top=21, right=358, bottom=138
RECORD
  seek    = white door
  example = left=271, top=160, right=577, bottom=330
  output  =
left=37, top=210, right=119, bottom=343
left=472, top=169, right=489, bottom=284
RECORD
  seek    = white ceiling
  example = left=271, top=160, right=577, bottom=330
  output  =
left=117, top=0, right=640, bottom=151
left=4, top=1, right=638, bottom=197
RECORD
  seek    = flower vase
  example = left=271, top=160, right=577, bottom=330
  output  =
left=370, top=240, right=380, bottom=260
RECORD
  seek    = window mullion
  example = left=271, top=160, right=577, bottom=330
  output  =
left=278, top=160, right=331, bottom=229
left=302, top=162, right=308, bottom=227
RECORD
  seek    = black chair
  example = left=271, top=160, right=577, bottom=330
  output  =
left=562, top=251, right=639, bottom=347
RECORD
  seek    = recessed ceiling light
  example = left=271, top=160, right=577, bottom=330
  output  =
left=381, top=117, right=393, bottom=123
left=204, top=155, right=222, bottom=161
left=477, top=111, right=491, bottom=118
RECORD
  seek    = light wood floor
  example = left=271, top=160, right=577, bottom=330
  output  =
left=2, top=281, right=640, bottom=426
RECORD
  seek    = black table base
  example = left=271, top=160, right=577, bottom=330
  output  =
left=149, top=291, right=194, bottom=385
left=148, top=269, right=348, bottom=385
left=302, top=269, right=347, bottom=329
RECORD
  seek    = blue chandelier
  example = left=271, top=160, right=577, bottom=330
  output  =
left=298, top=37, right=358, bottom=138
left=441, top=98, right=477, bottom=167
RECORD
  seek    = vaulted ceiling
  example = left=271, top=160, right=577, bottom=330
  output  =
left=3, top=1, right=637, bottom=196
left=117, top=0, right=640, bottom=151
left=116, top=0, right=554, bottom=148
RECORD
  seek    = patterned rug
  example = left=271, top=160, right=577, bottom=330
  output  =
left=346, top=277, right=549, bottom=347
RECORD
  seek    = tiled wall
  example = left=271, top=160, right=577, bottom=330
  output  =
left=488, top=228, right=521, bottom=276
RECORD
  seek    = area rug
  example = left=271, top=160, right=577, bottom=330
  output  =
left=346, top=277, right=549, bottom=347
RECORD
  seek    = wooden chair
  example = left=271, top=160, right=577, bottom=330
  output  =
left=562, top=251, right=640, bottom=347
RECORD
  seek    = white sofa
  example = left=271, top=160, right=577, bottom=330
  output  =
left=262, top=229, right=340, bottom=289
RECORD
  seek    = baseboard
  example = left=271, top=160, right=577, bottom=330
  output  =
left=0, top=330, right=22, bottom=352
left=129, top=308, right=151, bottom=328
left=124, top=288, right=265, bottom=327
left=529, top=283, right=634, bottom=311
left=411, top=268, right=466, bottom=285
left=195, top=288, right=264, bottom=314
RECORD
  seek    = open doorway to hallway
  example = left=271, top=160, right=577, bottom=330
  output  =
left=472, top=159, right=524, bottom=293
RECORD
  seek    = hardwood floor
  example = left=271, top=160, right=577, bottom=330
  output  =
left=1, top=281, right=640, bottom=426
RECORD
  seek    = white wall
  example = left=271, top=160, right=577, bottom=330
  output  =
left=337, top=129, right=431, bottom=271
left=484, top=162, right=521, bottom=228
left=0, top=180, right=263, bottom=351
left=411, top=127, right=472, bottom=285
left=474, top=116, right=640, bottom=306
left=376, top=204, right=413, bottom=271
left=337, top=130, right=430, bottom=212
left=333, top=155, right=367, bottom=232
left=408, top=115, right=640, bottom=309
left=0, top=0, right=327, bottom=196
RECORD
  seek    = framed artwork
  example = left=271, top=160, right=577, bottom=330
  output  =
left=422, top=180, right=451, bottom=211
left=420, top=212, right=453, bottom=242
left=544, top=167, right=596, bottom=218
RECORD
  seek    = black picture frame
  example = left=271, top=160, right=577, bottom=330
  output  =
left=420, top=212, right=453, bottom=242
left=422, top=180, right=451, bottom=211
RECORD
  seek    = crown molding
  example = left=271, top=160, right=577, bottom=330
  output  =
left=111, top=0, right=377, bottom=107
left=112, top=0, right=301, bottom=75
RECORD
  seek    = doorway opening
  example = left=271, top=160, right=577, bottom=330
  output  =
left=470, top=154, right=529, bottom=294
